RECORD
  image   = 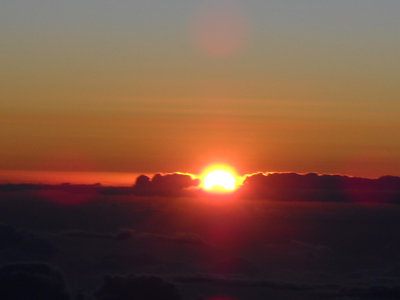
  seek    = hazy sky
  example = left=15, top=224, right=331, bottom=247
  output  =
left=1, top=0, right=400, bottom=177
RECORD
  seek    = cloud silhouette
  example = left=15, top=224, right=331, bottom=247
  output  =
left=93, top=274, right=182, bottom=300
left=59, top=228, right=209, bottom=247
left=239, top=172, right=400, bottom=203
left=0, top=224, right=56, bottom=262
left=2, top=172, right=399, bottom=203
left=0, top=262, right=70, bottom=300
left=59, top=230, right=132, bottom=241
left=209, top=256, right=259, bottom=274
left=173, top=232, right=208, bottom=246
left=118, top=229, right=211, bottom=248
left=336, top=283, right=400, bottom=299
left=2, top=177, right=400, bottom=299
left=101, top=253, right=161, bottom=271
left=174, top=274, right=336, bottom=291
left=133, top=173, right=200, bottom=196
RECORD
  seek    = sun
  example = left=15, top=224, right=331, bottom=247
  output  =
left=204, top=170, right=235, bottom=190
left=201, top=165, right=239, bottom=192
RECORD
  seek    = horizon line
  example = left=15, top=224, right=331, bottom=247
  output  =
left=0, top=169, right=397, bottom=186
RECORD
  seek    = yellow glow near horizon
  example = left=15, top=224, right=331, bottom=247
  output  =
left=201, top=165, right=239, bottom=192
left=204, top=170, right=235, bottom=190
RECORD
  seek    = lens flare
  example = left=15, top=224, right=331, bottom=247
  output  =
left=191, top=0, right=249, bottom=57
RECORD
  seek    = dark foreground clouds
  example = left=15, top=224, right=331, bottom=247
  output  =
left=60, top=229, right=209, bottom=247
left=0, top=262, right=70, bottom=300
left=93, top=274, right=182, bottom=300
left=0, top=224, right=56, bottom=262
left=176, top=274, right=400, bottom=300
left=333, top=283, right=400, bottom=299
left=59, top=229, right=132, bottom=241
left=127, top=230, right=211, bottom=247
left=174, top=274, right=335, bottom=291
left=2, top=173, right=400, bottom=299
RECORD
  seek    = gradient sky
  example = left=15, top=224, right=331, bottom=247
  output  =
left=1, top=0, right=400, bottom=177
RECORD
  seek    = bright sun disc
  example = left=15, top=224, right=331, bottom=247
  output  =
left=203, top=169, right=237, bottom=191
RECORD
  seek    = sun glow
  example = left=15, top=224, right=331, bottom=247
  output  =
left=201, top=165, right=239, bottom=192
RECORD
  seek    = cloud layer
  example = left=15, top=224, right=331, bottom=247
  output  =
left=2, top=172, right=399, bottom=203
left=2, top=183, right=400, bottom=299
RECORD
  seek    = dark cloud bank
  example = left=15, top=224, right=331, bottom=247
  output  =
left=2, top=172, right=400, bottom=299
left=240, top=172, right=400, bottom=203
left=1, top=172, right=400, bottom=203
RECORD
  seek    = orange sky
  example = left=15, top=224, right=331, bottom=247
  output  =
left=1, top=1, right=400, bottom=179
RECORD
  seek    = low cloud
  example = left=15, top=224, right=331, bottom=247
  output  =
left=133, top=173, right=200, bottom=196
left=59, top=230, right=132, bottom=241
left=123, top=229, right=211, bottom=247
left=172, top=232, right=209, bottom=246
left=101, top=253, right=161, bottom=270
left=209, top=256, right=259, bottom=274
left=0, top=172, right=201, bottom=198
left=319, top=283, right=400, bottom=300
left=239, top=173, right=400, bottom=203
left=93, top=274, right=182, bottom=300
left=0, top=224, right=56, bottom=262
left=59, top=228, right=209, bottom=247
left=288, top=240, right=332, bottom=259
left=174, top=274, right=337, bottom=291
left=3, top=172, right=400, bottom=203
left=0, top=262, right=70, bottom=300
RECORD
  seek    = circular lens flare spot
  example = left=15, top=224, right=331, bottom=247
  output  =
left=191, top=0, right=249, bottom=57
